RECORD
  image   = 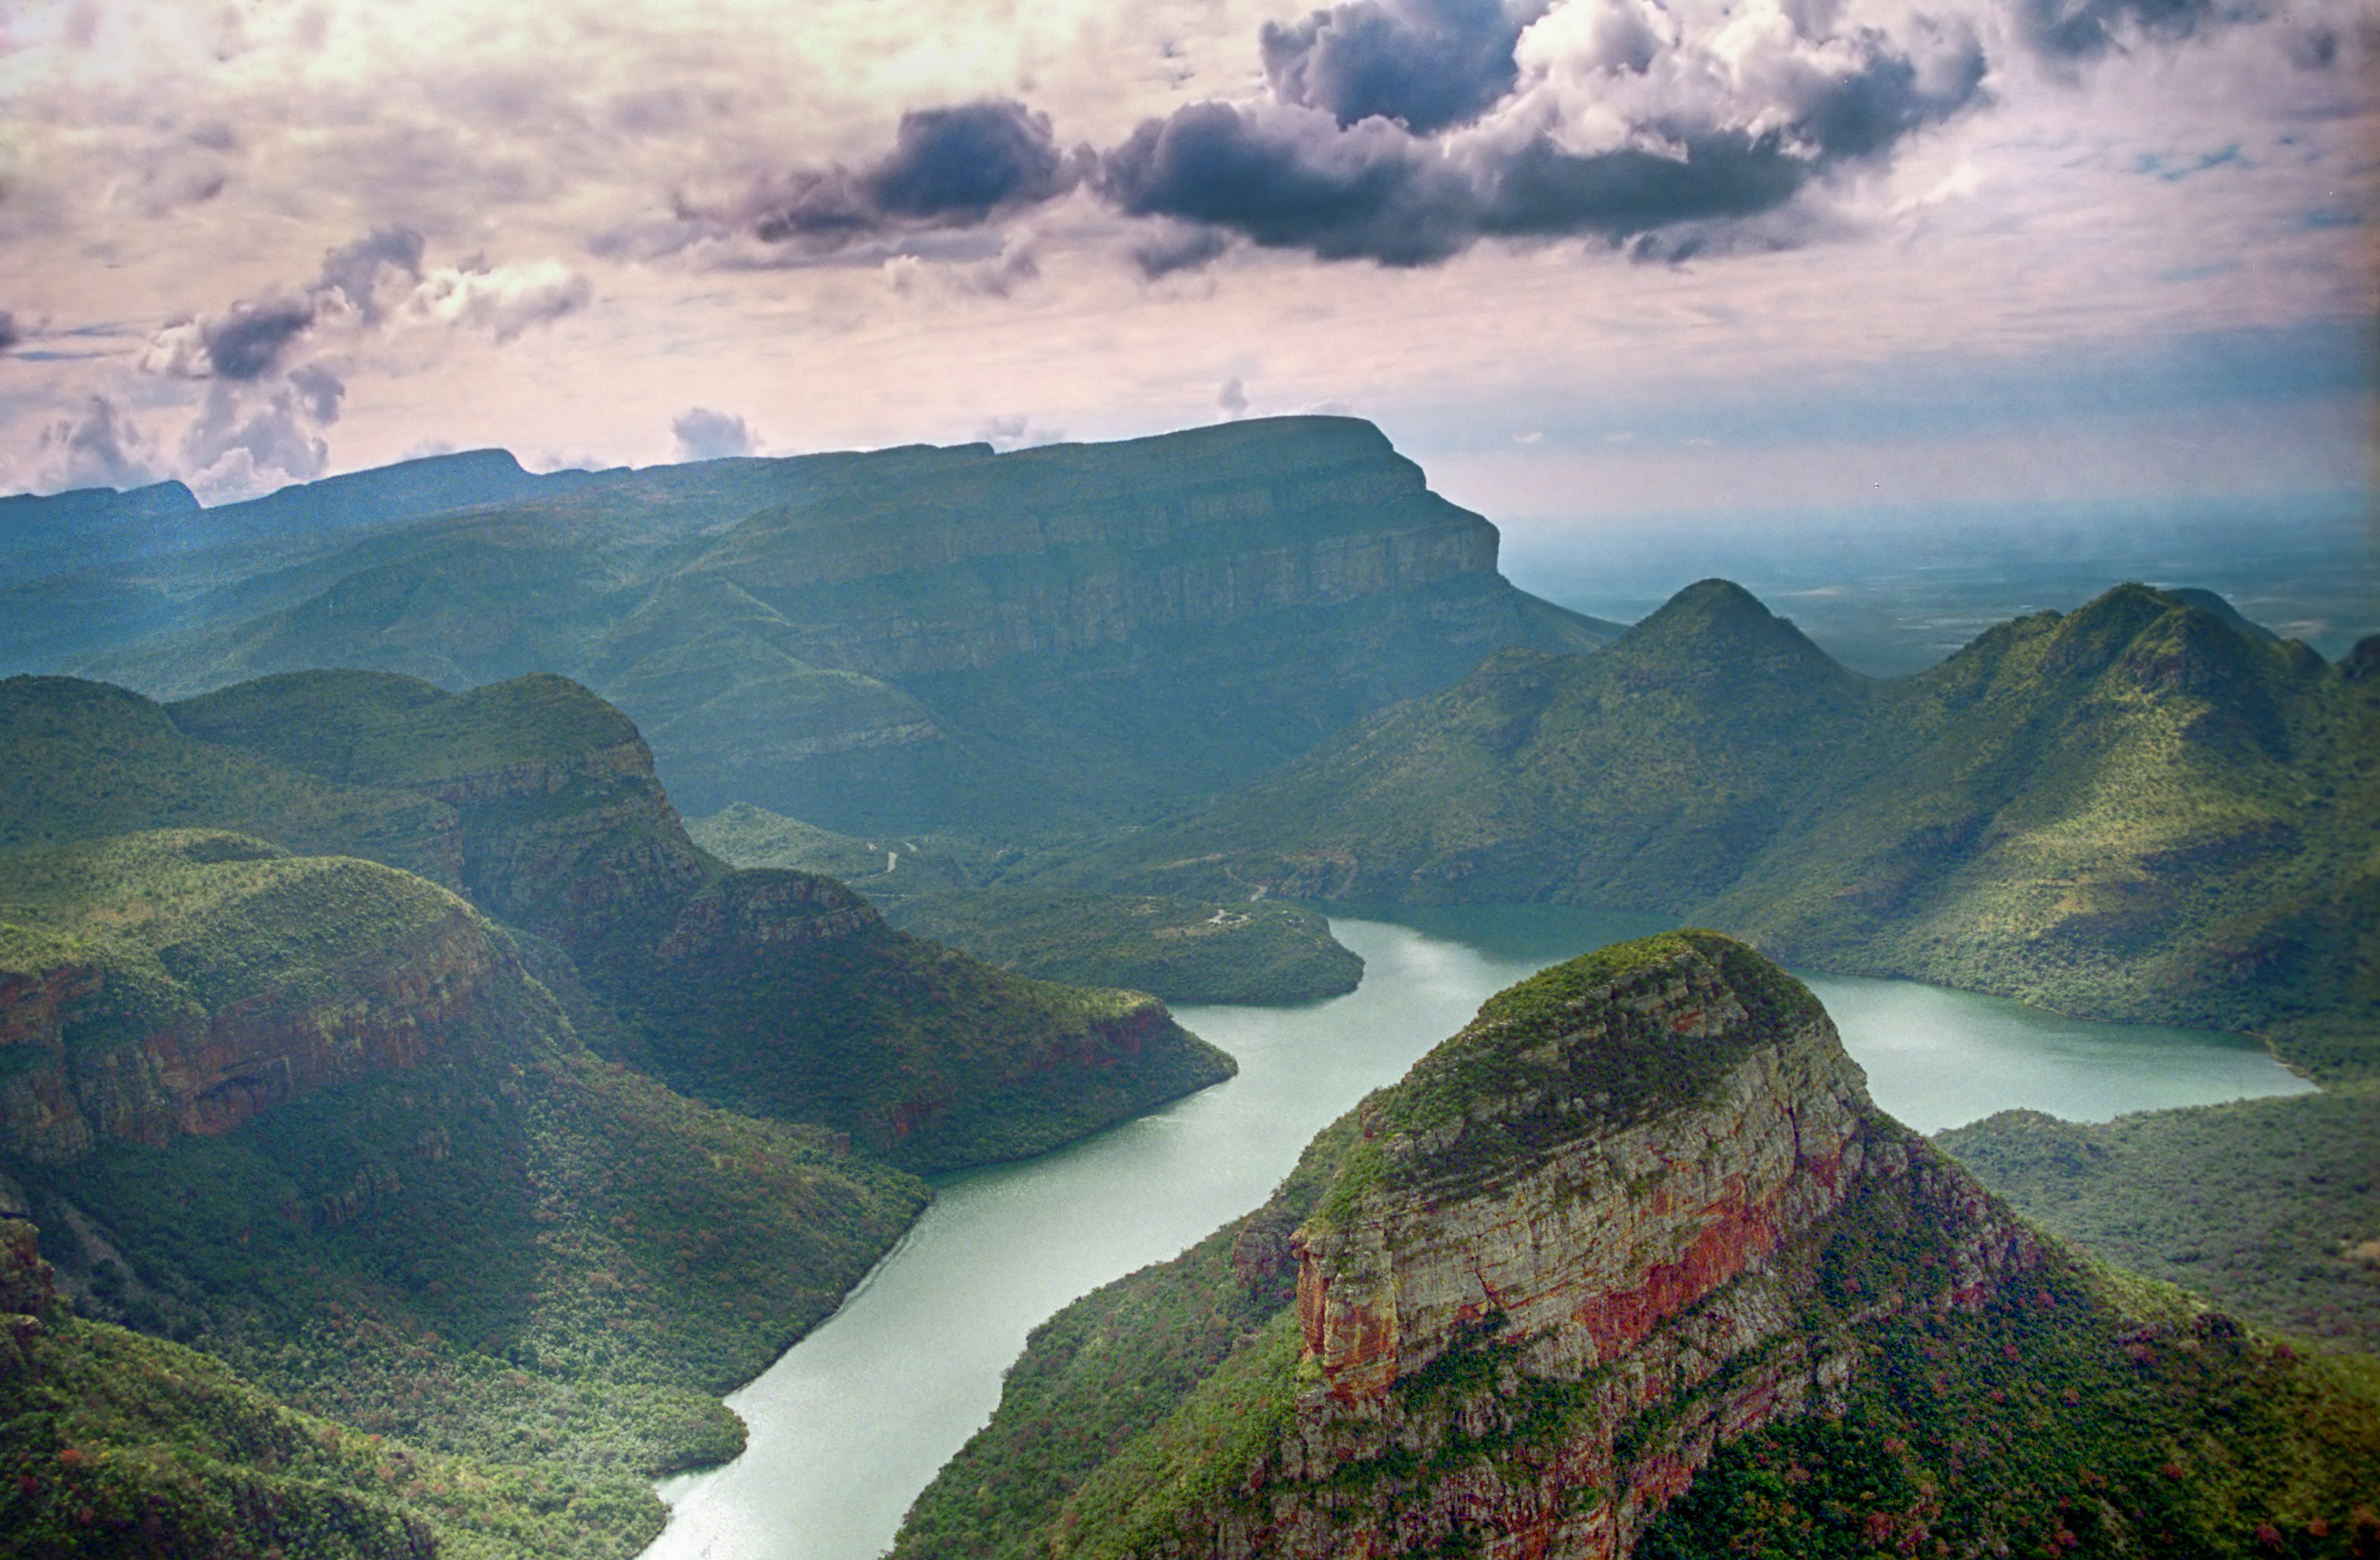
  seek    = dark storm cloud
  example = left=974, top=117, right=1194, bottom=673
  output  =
left=1260, top=0, right=1540, bottom=133
left=1100, top=103, right=1474, bottom=265
left=1099, top=24, right=1985, bottom=269
left=314, top=227, right=426, bottom=322
left=199, top=294, right=317, bottom=379
left=738, top=100, right=1080, bottom=250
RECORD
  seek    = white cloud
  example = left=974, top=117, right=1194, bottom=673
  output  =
left=405, top=260, right=592, bottom=342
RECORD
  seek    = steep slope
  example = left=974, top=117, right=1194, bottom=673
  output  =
left=894, top=934, right=2380, bottom=1560
left=1097, top=579, right=1869, bottom=907
left=0, top=1217, right=661, bottom=1559
left=1939, top=1085, right=2380, bottom=1352
left=59, top=418, right=1617, bottom=831
left=3, top=671, right=1236, bottom=1170
left=0, top=821, right=927, bottom=1491
left=1094, top=583, right=2379, bottom=1077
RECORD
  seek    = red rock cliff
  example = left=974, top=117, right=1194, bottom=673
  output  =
left=1126, top=933, right=2042, bottom=1559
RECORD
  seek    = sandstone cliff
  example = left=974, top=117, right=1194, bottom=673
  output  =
left=6, top=670, right=1233, bottom=1173
left=1061, top=932, right=2045, bottom=1558
left=901, top=932, right=2379, bottom=1560
left=0, top=831, right=529, bottom=1163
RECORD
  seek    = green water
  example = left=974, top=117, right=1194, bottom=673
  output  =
left=643, top=908, right=2309, bottom=1560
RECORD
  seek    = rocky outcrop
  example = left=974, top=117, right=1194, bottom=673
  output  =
left=0, top=862, right=522, bottom=1164
left=1075, top=932, right=2045, bottom=1558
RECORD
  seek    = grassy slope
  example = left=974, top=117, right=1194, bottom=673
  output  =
left=1939, top=1084, right=2380, bottom=1353
left=1091, top=583, right=2379, bottom=1078
left=0, top=671, right=1240, bottom=1553
left=894, top=937, right=2380, bottom=1560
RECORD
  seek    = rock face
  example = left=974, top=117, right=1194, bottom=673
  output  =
left=0, top=842, right=525, bottom=1163
left=1066, top=932, right=2043, bottom=1558
left=57, top=418, right=1616, bottom=830
left=4, top=671, right=1232, bottom=1173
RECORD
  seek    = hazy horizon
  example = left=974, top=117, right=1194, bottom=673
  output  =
left=1, top=0, right=2370, bottom=544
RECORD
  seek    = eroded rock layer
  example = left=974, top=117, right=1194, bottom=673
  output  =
left=1051, top=932, right=2045, bottom=1559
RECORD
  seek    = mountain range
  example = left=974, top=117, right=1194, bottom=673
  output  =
left=2, top=419, right=2372, bottom=1559
left=14, top=418, right=1613, bottom=832
left=1085, top=578, right=2379, bottom=1080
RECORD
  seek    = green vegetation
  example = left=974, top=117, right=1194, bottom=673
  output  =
left=61, top=418, right=1615, bottom=833
left=892, top=935, right=2380, bottom=1560
left=893, top=1113, right=1360, bottom=1560
left=0, top=665, right=1253, bottom=1554
left=880, top=889, right=1362, bottom=1006
left=1642, top=1257, right=2380, bottom=1559
left=1372, top=929, right=1819, bottom=1142
left=0, top=676, right=455, bottom=886
left=1939, top=1084, right=2380, bottom=1352
left=689, top=803, right=1360, bottom=1005
left=0, top=830, right=469, bottom=1062
left=4, top=669, right=1238, bottom=1171
left=628, top=914, right=1235, bottom=1172
left=4, top=1285, right=664, bottom=1558
left=1091, top=582, right=2380, bottom=1080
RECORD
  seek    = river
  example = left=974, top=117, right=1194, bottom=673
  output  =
left=643, top=907, right=2311, bottom=1560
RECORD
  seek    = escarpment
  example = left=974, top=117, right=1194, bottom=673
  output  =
left=1072, top=932, right=2043, bottom=1558
left=50, top=418, right=1616, bottom=830
left=0, top=832, right=528, bottom=1163
left=4, top=670, right=1233, bottom=1173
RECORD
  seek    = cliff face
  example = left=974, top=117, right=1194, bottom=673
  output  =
left=692, top=420, right=1502, bottom=679
left=0, top=836, right=524, bottom=1164
left=164, top=672, right=1240, bottom=1168
left=1041, top=934, right=2048, bottom=1559
left=60, top=418, right=1615, bottom=830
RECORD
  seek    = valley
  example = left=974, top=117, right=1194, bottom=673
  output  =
left=1, top=420, right=2370, bottom=1560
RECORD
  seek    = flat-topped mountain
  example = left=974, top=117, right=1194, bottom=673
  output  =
left=32, top=418, right=1615, bottom=830
left=895, top=933, right=2380, bottom=1559
left=1091, top=581, right=2379, bottom=1078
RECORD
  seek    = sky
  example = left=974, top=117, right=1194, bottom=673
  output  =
left=0, top=0, right=2371, bottom=532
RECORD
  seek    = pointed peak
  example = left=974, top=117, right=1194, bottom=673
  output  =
left=1615, top=578, right=1853, bottom=683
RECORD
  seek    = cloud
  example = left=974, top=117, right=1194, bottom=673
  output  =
left=406, top=259, right=591, bottom=342
left=673, top=407, right=758, bottom=460
left=141, top=294, right=316, bottom=380
left=707, top=100, right=1082, bottom=255
left=35, top=396, right=167, bottom=491
left=0, top=313, right=18, bottom=354
left=140, top=234, right=581, bottom=382
left=1261, top=0, right=1543, bottom=133
left=976, top=414, right=1065, bottom=450
left=2013, top=0, right=2219, bottom=59
left=1100, top=0, right=1990, bottom=267
left=177, top=369, right=346, bottom=502
left=1217, top=376, right=1250, bottom=417
left=315, top=227, right=428, bottom=324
